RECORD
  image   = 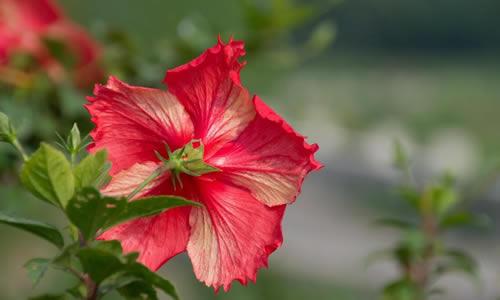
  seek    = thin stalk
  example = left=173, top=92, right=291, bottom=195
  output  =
left=12, top=138, right=28, bottom=161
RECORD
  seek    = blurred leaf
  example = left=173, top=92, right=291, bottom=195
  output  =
left=382, top=279, right=421, bottom=300
left=373, top=218, right=415, bottom=231
left=428, top=185, right=458, bottom=215
left=393, top=139, right=410, bottom=171
left=397, top=186, right=420, bottom=209
left=42, top=38, right=76, bottom=70
left=73, top=150, right=109, bottom=189
left=0, top=212, right=64, bottom=248
left=305, top=21, right=336, bottom=54
left=435, top=249, right=478, bottom=278
left=440, top=211, right=491, bottom=230
left=21, top=143, right=75, bottom=207
left=24, top=258, right=50, bottom=286
left=0, top=111, right=15, bottom=143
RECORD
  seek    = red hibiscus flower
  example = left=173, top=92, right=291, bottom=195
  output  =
left=0, top=0, right=101, bottom=86
left=86, top=37, right=321, bottom=291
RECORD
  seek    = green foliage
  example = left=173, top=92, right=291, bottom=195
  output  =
left=21, top=143, right=75, bottom=207
left=0, top=111, right=15, bottom=143
left=371, top=142, right=484, bottom=299
left=73, top=150, right=110, bottom=189
left=66, top=187, right=198, bottom=242
left=0, top=115, right=199, bottom=298
left=0, top=212, right=64, bottom=249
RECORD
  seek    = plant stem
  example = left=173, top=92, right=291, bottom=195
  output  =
left=12, top=138, right=28, bottom=161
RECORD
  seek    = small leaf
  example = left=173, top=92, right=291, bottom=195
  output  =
left=0, top=111, right=15, bottom=143
left=103, top=195, right=200, bottom=230
left=0, top=212, right=64, bottom=248
left=21, top=143, right=75, bottom=207
left=73, top=150, right=109, bottom=189
left=68, top=123, right=81, bottom=153
left=25, top=258, right=50, bottom=286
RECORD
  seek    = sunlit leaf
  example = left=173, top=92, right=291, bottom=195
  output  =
left=21, top=143, right=75, bottom=207
left=73, top=150, right=110, bottom=189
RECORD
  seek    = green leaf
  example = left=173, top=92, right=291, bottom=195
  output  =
left=77, top=248, right=124, bottom=283
left=0, top=111, right=15, bottom=143
left=429, top=185, right=458, bottom=215
left=373, top=218, right=415, bottom=231
left=122, top=263, right=178, bottom=300
left=25, top=258, right=51, bottom=286
left=68, top=123, right=81, bottom=153
left=66, top=188, right=126, bottom=242
left=435, top=249, right=478, bottom=278
left=66, top=188, right=199, bottom=241
left=0, top=212, right=64, bottom=248
left=118, top=280, right=158, bottom=300
left=21, top=143, right=75, bottom=207
left=74, top=239, right=178, bottom=299
left=440, top=212, right=491, bottom=230
left=73, top=150, right=109, bottom=189
left=103, top=195, right=200, bottom=230
left=383, top=279, right=421, bottom=300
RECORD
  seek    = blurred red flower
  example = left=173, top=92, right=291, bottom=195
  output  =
left=87, top=37, right=321, bottom=291
left=0, top=0, right=101, bottom=87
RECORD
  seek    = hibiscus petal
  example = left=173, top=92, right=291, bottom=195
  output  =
left=208, top=96, right=322, bottom=207
left=86, top=76, right=194, bottom=174
left=99, top=207, right=191, bottom=271
left=164, top=37, right=255, bottom=157
left=187, top=179, right=285, bottom=291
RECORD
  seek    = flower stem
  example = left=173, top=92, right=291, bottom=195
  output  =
left=126, top=166, right=165, bottom=200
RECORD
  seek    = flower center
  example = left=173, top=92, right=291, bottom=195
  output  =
left=155, top=140, right=219, bottom=189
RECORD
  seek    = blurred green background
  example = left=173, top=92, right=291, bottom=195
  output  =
left=1, top=0, right=500, bottom=299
